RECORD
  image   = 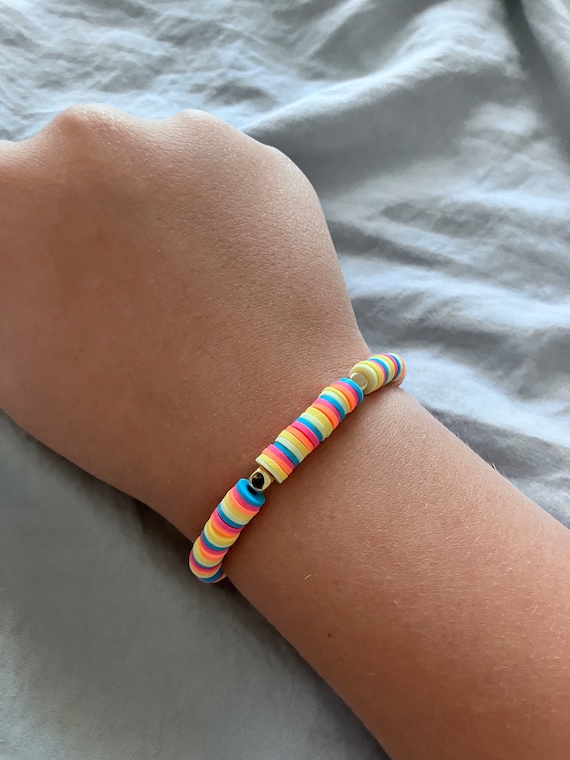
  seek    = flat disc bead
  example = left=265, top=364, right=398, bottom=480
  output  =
left=189, top=551, right=224, bottom=579
left=205, top=520, right=237, bottom=548
left=319, top=392, right=347, bottom=420
left=211, top=508, right=242, bottom=536
left=235, top=478, right=266, bottom=507
left=192, top=537, right=225, bottom=567
left=335, top=379, right=363, bottom=408
left=372, top=353, right=406, bottom=384
left=368, top=354, right=396, bottom=383
left=286, top=423, right=317, bottom=453
left=275, top=433, right=307, bottom=462
left=189, top=554, right=225, bottom=583
left=225, top=490, right=260, bottom=520
left=267, top=443, right=296, bottom=472
left=256, top=452, right=289, bottom=483
left=273, top=440, right=300, bottom=466
left=327, top=382, right=356, bottom=412
left=280, top=428, right=312, bottom=457
left=293, top=417, right=322, bottom=446
left=321, top=386, right=352, bottom=415
left=312, top=397, right=342, bottom=425
left=221, top=494, right=253, bottom=526
left=302, top=408, right=333, bottom=438
left=388, top=354, right=406, bottom=383
left=309, top=402, right=339, bottom=431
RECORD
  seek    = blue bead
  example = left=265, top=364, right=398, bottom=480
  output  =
left=191, top=554, right=214, bottom=572
left=216, top=504, right=242, bottom=529
left=202, top=567, right=224, bottom=583
left=369, top=356, right=391, bottom=383
left=298, top=414, right=324, bottom=442
left=319, top=393, right=346, bottom=420
left=341, top=377, right=364, bottom=403
left=236, top=477, right=265, bottom=507
left=274, top=440, right=299, bottom=466
left=201, top=532, right=223, bottom=552
left=389, top=354, right=401, bottom=375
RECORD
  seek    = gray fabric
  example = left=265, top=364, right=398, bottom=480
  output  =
left=1, top=0, right=569, bottom=757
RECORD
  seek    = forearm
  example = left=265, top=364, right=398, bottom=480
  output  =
left=187, top=380, right=569, bottom=759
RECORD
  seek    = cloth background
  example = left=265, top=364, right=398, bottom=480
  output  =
left=1, top=1, right=569, bottom=757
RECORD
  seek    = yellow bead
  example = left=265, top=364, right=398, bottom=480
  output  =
left=255, top=453, right=288, bottom=484
left=322, top=386, right=352, bottom=414
left=304, top=408, right=333, bottom=438
left=221, top=493, right=249, bottom=525
left=280, top=429, right=311, bottom=457
left=276, top=433, right=307, bottom=462
left=204, top=521, right=234, bottom=548
left=193, top=541, right=217, bottom=567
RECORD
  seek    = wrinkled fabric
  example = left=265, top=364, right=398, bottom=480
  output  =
left=1, top=1, right=569, bottom=758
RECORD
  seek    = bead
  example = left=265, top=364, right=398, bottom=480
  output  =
left=255, top=451, right=289, bottom=483
left=249, top=468, right=273, bottom=491
left=313, top=397, right=342, bottom=426
left=349, top=371, right=368, bottom=391
left=222, top=493, right=258, bottom=526
left=390, top=354, right=406, bottom=384
left=322, top=386, right=351, bottom=415
left=274, top=439, right=301, bottom=466
left=368, top=356, right=391, bottom=383
left=208, top=508, right=240, bottom=536
left=278, top=430, right=310, bottom=458
left=266, top=444, right=296, bottom=474
left=189, top=552, right=224, bottom=582
left=236, top=477, right=266, bottom=507
left=342, top=377, right=365, bottom=404
left=319, top=392, right=347, bottom=420
left=291, top=419, right=320, bottom=448
left=284, top=425, right=314, bottom=455
left=302, top=408, right=332, bottom=439
left=349, top=361, right=382, bottom=394
left=335, top=379, right=361, bottom=409
left=368, top=353, right=406, bottom=386
left=193, top=536, right=224, bottom=566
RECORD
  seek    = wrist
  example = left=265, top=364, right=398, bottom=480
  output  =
left=157, top=334, right=370, bottom=542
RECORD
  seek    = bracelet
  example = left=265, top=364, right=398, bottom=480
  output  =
left=189, top=353, right=406, bottom=582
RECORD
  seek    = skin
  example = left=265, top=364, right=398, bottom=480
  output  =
left=1, top=105, right=569, bottom=759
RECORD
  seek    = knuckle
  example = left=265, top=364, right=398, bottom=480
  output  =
left=54, top=104, right=107, bottom=129
left=49, top=104, right=128, bottom=141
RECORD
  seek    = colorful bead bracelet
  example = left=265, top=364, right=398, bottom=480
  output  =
left=189, top=353, right=406, bottom=582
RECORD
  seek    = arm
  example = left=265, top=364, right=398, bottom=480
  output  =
left=219, top=386, right=570, bottom=760
left=1, top=105, right=568, bottom=760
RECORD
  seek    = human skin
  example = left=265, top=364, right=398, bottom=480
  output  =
left=0, top=106, right=568, bottom=759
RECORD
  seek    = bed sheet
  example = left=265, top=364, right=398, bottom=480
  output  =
left=1, top=1, right=569, bottom=758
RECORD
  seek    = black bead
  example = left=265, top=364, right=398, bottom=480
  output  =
left=251, top=472, right=265, bottom=490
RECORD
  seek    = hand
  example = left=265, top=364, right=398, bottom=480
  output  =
left=0, top=105, right=366, bottom=536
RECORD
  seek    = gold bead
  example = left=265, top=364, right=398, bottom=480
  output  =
left=350, top=361, right=384, bottom=394
left=349, top=371, right=368, bottom=391
left=249, top=467, right=274, bottom=491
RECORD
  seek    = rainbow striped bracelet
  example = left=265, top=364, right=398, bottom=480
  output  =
left=189, top=353, right=406, bottom=582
